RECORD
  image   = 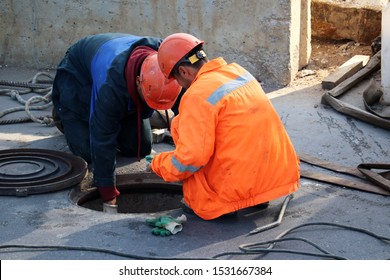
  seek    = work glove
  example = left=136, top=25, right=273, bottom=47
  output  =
left=145, top=155, right=154, bottom=172
left=146, top=214, right=187, bottom=236
left=151, top=227, right=173, bottom=237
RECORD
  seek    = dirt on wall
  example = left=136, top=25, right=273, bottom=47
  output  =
left=291, top=37, right=373, bottom=87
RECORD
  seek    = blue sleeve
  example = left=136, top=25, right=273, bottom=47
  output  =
left=90, top=84, right=128, bottom=187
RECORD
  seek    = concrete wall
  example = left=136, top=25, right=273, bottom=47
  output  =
left=299, top=0, right=311, bottom=69
left=0, top=0, right=310, bottom=87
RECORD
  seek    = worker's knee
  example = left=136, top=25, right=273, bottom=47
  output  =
left=66, top=139, right=91, bottom=163
left=61, top=118, right=91, bottom=163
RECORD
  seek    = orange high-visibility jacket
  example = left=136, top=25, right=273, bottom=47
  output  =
left=152, top=57, right=300, bottom=220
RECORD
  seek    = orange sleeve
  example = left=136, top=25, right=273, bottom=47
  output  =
left=151, top=93, right=216, bottom=182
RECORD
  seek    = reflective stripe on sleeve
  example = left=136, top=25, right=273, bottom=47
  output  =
left=171, top=155, right=201, bottom=173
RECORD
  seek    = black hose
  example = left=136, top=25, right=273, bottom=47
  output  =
left=0, top=222, right=388, bottom=260
left=0, top=244, right=212, bottom=260
left=215, top=222, right=390, bottom=260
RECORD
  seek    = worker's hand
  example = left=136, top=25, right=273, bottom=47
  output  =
left=145, top=155, right=154, bottom=172
left=98, top=186, right=120, bottom=214
left=105, top=197, right=117, bottom=205
left=146, top=214, right=187, bottom=236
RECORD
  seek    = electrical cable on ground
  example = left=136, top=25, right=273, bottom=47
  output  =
left=0, top=244, right=213, bottom=260
left=213, top=222, right=390, bottom=260
left=0, top=221, right=389, bottom=260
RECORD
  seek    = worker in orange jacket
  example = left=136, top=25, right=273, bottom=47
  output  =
left=149, top=33, right=300, bottom=220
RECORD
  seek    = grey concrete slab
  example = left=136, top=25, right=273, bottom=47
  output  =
left=0, top=67, right=389, bottom=260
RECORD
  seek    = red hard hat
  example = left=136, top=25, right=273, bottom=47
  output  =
left=158, top=33, right=204, bottom=78
left=139, top=53, right=182, bottom=110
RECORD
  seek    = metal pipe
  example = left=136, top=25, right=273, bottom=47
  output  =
left=247, top=194, right=293, bottom=235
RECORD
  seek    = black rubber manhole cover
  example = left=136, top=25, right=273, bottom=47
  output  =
left=0, top=148, right=87, bottom=196
left=70, top=173, right=183, bottom=214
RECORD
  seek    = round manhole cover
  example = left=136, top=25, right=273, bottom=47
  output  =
left=70, top=173, right=183, bottom=214
left=0, top=149, right=87, bottom=196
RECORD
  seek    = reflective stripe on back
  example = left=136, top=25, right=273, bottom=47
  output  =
left=206, top=71, right=255, bottom=106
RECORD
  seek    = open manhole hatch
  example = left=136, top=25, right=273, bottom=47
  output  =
left=69, top=173, right=183, bottom=213
left=0, top=148, right=87, bottom=196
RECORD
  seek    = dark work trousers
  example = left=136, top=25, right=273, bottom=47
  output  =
left=60, top=113, right=152, bottom=166
left=117, top=116, right=152, bottom=158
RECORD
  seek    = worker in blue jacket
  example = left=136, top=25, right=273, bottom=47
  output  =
left=52, top=33, right=182, bottom=211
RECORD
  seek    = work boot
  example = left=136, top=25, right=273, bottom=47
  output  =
left=219, top=211, right=238, bottom=218
left=180, top=199, right=195, bottom=215
left=180, top=199, right=238, bottom=218
left=252, top=201, right=269, bottom=210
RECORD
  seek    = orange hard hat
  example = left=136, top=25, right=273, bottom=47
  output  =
left=158, top=33, right=204, bottom=78
left=139, top=53, right=182, bottom=110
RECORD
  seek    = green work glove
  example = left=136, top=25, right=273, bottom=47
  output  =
left=145, top=155, right=154, bottom=163
left=145, top=155, right=154, bottom=172
left=146, top=214, right=187, bottom=236
left=151, top=227, right=172, bottom=236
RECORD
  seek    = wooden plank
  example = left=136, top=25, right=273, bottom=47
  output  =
left=300, top=169, right=390, bottom=196
left=322, top=55, right=370, bottom=90
left=326, top=51, right=381, bottom=98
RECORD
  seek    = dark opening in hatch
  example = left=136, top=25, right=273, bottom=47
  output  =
left=69, top=173, right=183, bottom=214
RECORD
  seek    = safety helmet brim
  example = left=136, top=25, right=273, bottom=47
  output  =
left=157, top=33, right=204, bottom=79
left=140, top=53, right=182, bottom=110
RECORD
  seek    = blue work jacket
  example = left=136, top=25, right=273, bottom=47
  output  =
left=52, top=33, right=161, bottom=187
